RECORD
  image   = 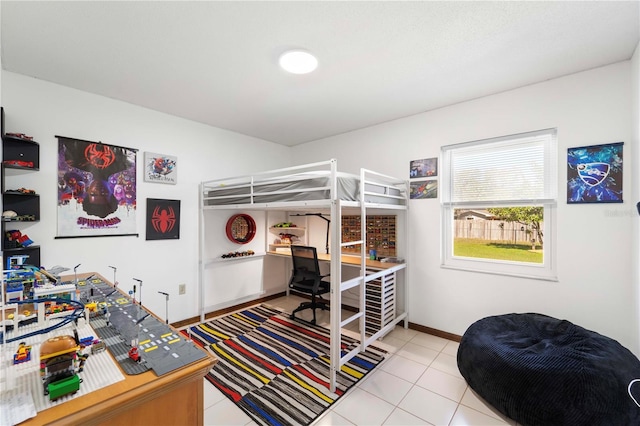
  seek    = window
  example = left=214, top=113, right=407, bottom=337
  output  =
left=441, top=129, right=557, bottom=280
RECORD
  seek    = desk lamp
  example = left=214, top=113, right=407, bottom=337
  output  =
left=291, top=213, right=330, bottom=254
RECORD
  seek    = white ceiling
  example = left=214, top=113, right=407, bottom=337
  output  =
left=1, top=1, right=639, bottom=146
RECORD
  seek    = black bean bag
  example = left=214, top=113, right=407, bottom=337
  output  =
left=457, top=313, right=640, bottom=426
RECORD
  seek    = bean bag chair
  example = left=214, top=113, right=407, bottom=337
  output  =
left=457, top=313, right=640, bottom=425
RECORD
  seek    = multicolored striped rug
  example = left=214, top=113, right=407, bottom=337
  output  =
left=182, top=304, right=387, bottom=426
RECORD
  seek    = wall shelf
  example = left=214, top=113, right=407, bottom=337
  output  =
left=1, top=135, right=40, bottom=170
left=268, top=226, right=305, bottom=235
left=1, top=107, right=41, bottom=267
left=268, top=224, right=305, bottom=251
left=207, top=252, right=267, bottom=265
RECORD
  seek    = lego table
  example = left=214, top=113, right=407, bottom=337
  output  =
left=19, top=273, right=216, bottom=426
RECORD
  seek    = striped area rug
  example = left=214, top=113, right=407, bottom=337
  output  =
left=182, top=304, right=387, bottom=426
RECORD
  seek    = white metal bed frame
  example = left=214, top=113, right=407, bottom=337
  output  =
left=199, top=159, right=409, bottom=391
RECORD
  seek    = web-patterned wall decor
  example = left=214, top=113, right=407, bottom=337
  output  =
left=146, top=198, right=180, bottom=240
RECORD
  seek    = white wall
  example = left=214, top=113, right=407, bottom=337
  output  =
left=632, top=41, right=640, bottom=351
left=3, top=60, right=636, bottom=353
left=1, top=71, right=291, bottom=322
left=292, top=62, right=638, bottom=353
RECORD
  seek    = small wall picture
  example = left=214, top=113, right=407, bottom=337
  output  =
left=410, top=157, right=437, bottom=178
left=410, top=179, right=437, bottom=199
left=144, top=152, right=177, bottom=184
left=567, top=142, right=623, bottom=204
left=146, top=198, right=180, bottom=240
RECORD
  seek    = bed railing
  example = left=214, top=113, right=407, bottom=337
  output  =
left=201, top=159, right=408, bottom=209
left=360, top=168, right=409, bottom=207
left=201, top=159, right=338, bottom=208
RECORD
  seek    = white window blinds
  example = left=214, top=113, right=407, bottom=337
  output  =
left=442, top=129, right=557, bottom=205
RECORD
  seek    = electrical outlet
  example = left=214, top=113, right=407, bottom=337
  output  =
left=179, top=283, right=186, bottom=295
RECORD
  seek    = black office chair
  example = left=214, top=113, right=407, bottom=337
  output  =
left=289, top=245, right=330, bottom=325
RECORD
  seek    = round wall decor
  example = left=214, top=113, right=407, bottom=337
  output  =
left=225, top=214, right=256, bottom=244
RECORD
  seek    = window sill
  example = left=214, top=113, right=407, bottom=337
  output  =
left=440, top=263, right=558, bottom=282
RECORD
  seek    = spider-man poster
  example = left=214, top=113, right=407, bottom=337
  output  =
left=57, top=136, right=137, bottom=237
left=144, top=151, right=177, bottom=184
left=146, top=198, right=180, bottom=240
left=567, top=142, right=623, bottom=204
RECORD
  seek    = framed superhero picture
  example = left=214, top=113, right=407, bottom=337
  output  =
left=409, top=157, right=437, bottom=179
left=410, top=179, right=438, bottom=199
left=144, top=152, right=177, bottom=184
left=146, top=198, right=180, bottom=240
left=56, top=136, right=138, bottom=238
left=567, top=142, right=623, bottom=204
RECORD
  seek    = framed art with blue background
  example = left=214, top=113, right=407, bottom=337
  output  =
left=567, top=142, right=623, bottom=204
left=146, top=198, right=180, bottom=240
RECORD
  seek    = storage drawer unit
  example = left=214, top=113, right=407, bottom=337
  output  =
left=364, top=271, right=396, bottom=336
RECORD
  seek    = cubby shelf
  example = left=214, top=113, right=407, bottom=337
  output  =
left=1, top=107, right=41, bottom=267
left=268, top=226, right=305, bottom=234
left=341, top=215, right=397, bottom=257
left=268, top=225, right=305, bottom=251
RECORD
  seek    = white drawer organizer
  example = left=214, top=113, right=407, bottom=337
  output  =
left=364, top=270, right=396, bottom=336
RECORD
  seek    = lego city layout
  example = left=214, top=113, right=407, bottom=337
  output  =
left=1, top=270, right=209, bottom=424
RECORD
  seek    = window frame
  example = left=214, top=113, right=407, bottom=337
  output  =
left=440, top=129, right=558, bottom=281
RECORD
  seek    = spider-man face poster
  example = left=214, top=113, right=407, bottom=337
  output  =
left=57, top=136, right=138, bottom=237
left=146, top=198, right=180, bottom=240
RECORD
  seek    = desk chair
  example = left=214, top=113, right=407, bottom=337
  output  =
left=289, top=245, right=330, bottom=325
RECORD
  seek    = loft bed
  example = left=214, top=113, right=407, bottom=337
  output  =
left=199, top=159, right=409, bottom=391
left=201, top=166, right=406, bottom=208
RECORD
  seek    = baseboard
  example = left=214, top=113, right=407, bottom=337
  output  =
left=173, top=291, right=463, bottom=343
left=290, top=291, right=462, bottom=341
left=407, top=322, right=462, bottom=342
left=171, top=291, right=287, bottom=329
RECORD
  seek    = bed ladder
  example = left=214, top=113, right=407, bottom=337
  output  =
left=328, top=167, right=409, bottom=392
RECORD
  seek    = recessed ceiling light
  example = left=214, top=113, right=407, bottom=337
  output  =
left=279, top=50, right=318, bottom=74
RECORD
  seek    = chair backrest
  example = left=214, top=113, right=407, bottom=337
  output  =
left=290, top=245, right=321, bottom=281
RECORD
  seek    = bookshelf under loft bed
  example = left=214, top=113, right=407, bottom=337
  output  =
left=199, top=159, right=409, bottom=391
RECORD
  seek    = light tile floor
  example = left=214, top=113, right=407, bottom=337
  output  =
left=202, top=295, right=516, bottom=426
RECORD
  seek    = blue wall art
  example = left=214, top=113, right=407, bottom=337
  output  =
left=567, top=142, right=623, bottom=204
